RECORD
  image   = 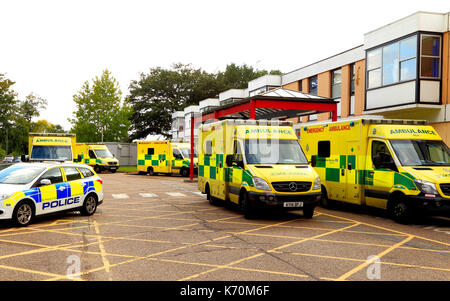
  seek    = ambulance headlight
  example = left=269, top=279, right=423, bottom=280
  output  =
left=0, top=193, right=12, bottom=202
left=414, top=180, right=438, bottom=195
left=253, top=177, right=271, bottom=191
left=312, top=177, right=321, bottom=190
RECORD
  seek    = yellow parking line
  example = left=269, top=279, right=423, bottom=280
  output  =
left=0, top=263, right=70, bottom=279
left=94, top=221, right=112, bottom=281
left=335, top=235, right=414, bottom=281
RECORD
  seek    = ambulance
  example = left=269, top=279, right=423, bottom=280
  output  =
left=137, top=141, right=197, bottom=177
left=299, top=117, right=450, bottom=223
left=197, top=120, right=322, bottom=219
left=74, top=143, right=119, bottom=173
left=28, top=133, right=77, bottom=162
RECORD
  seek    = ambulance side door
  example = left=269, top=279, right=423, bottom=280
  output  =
left=229, top=140, right=245, bottom=204
left=364, top=139, right=397, bottom=209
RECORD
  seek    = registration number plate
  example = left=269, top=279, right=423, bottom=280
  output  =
left=283, top=202, right=303, bottom=208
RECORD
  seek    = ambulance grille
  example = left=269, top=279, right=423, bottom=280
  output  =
left=439, top=184, right=450, bottom=196
left=271, top=181, right=311, bottom=192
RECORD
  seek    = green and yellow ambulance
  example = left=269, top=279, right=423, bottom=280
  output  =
left=198, top=120, right=321, bottom=219
left=137, top=141, right=197, bottom=177
left=300, top=117, right=450, bottom=223
left=74, top=143, right=119, bottom=173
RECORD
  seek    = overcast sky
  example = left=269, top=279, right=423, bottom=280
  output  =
left=1, top=0, right=448, bottom=130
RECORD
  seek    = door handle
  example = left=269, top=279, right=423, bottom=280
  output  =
left=341, top=169, right=345, bottom=176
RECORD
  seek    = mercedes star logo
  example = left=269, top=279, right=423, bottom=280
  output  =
left=289, top=182, right=297, bottom=192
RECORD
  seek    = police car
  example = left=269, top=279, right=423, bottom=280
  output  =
left=0, top=162, right=103, bottom=226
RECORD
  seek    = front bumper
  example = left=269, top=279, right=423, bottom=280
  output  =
left=248, top=191, right=321, bottom=210
left=405, top=193, right=450, bottom=214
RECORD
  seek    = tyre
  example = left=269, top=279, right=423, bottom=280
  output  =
left=81, top=194, right=97, bottom=216
left=148, top=167, right=155, bottom=176
left=206, top=184, right=220, bottom=206
left=239, top=190, right=254, bottom=219
left=389, top=198, right=413, bottom=224
left=12, top=200, right=34, bottom=227
left=94, top=165, right=102, bottom=174
left=180, top=167, right=189, bottom=177
left=303, top=205, right=315, bottom=218
left=320, top=186, right=335, bottom=209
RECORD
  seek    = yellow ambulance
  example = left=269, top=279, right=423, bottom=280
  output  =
left=74, top=143, right=119, bottom=173
left=198, top=120, right=322, bottom=219
left=28, top=133, right=77, bottom=162
left=300, top=117, right=450, bottom=223
left=137, top=141, right=197, bottom=177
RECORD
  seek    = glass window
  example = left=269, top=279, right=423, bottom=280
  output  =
left=350, top=64, right=355, bottom=96
left=368, top=69, right=381, bottom=88
left=0, top=165, right=45, bottom=185
left=309, top=76, right=318, bottom=95
left=64, top=167, right=82, bottom=181
left=400, top=58, right=416, bottom=81
left=367, top=35, right=418, bottom=89
left=390, top=140, right=450, bottom=166
left=420, top=35, right=441, bottom=78
left=147, top=148, right=154, bottom=155
left=318, top=141, right=330, bottom=158
left=40, top=168, right=63, bottom=184
left=367, top=49, right=382, bottom=70
left=244, top=139, right=308, bottom=165
left=371, top=140, right=396, bottom=170
left=382, top=43, right=399, bottom=85
left=89, top=150, right=96, bottom=158
left=173, top=148, right=183, bottom=159
left=299, top=80, right=302, bottom=91
left=400, top=36, right=417, bottom=60
left=95, top=149, right=113, bottom=158
left=79, top=167, right=95, bottom=178
left=331, top=69, right=341, bottom=98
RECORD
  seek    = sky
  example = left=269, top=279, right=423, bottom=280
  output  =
left=1, top=0, right=449, bottom=130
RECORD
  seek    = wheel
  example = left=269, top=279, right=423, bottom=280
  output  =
left=180, top=168, right=189, bottom=177
left=303, top=205, right=315, bottom=218
left=320, top=186, right=335, bottom=209
left=94, top=165, right=101, bottom=174
left=239, top=190, right=255, bottom=219
left=389, top=198, right=413, bottom=224
left=13, top=201, right=34, bottom=227
left=81, top=194, right=97, bottom=216
left=138, top=171, right=146, bottom=175
left=147, top=167, right=155, bottom=176
left=205, top=184, right=220, bottom=206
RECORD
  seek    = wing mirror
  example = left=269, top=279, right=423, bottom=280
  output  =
left=226, top=155, right=233, bottom=167
left=310, top=155, right=317, bottom=167
left=39, top=179, right=51, bottom=186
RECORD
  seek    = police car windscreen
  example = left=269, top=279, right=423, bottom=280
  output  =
left=244, top=139, right=308, bottom=164
left=95, top=149, right=113, bottom=158
left=0, top=166, right=45, bottom=184
left=390, top=140, right=450, bottom=166
left=31, top=146, right=72, bottom=161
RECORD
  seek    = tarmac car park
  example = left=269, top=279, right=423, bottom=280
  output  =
left=0, top=162, right=103, bottom=226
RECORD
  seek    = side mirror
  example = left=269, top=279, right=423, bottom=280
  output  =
left=39, top=179, right=51, bottom=186
left=21, top=154, right=28, bottom=162
left=236, top=160, right=245, bottom=169
left=77, top=155, right=82, bottom=163
left=226, top=155, right=233, bottom=167
left=310, top=155, right=317, bottom=167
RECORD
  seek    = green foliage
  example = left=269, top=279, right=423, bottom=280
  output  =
left=31, top=120, right=66, bottom=133
left=128, top=63, right=282, bottom=139
left=0, top=145, right=5, bottom=159
left=70, top=69, right=132, bottom=143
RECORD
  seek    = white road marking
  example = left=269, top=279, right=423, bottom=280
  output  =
left=112, top=194, right=129, bottom=199
left=139, top=193, right=158, bottom=198
left=165, top=192, right=186, bottom=197
left=191, top=191, right=205, bottom=197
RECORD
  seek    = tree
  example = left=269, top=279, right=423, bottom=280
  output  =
left=70, top=69, right=132, bottom=143
left=31, top=119, right=65, bottom=133
left=0, top=73, right=18, bottom=154
left=127, top=63, right=282, bottom=139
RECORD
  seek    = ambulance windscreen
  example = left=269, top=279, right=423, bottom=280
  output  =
left=94, top=149, right=113, bottom=158
left=244, top=139, right=308, bottom=165
left=31, top=145, right=72, bottom=161
left=390, top=140, right=450, bottom=166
